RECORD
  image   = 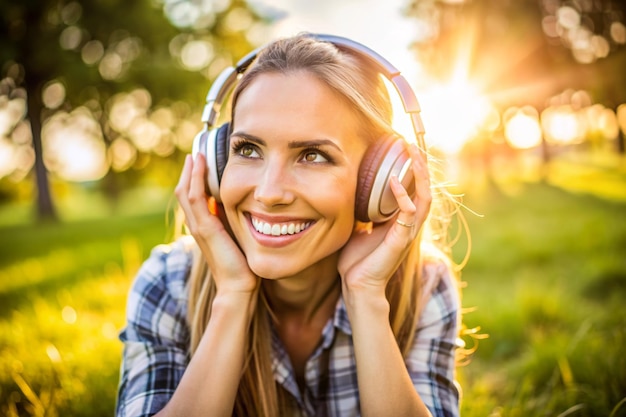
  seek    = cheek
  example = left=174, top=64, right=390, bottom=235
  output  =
left=318, top=175, right=359, bottom=221
left=218, top=166, right=249, bottom=212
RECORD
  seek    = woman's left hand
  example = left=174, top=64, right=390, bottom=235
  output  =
left=338, top=143, right=432, bottom=296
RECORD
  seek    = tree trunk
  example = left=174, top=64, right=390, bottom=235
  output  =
left=26, top=79, right=57, bottom=222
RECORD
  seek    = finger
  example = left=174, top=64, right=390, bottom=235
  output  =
left=389, top=175, right=417, bottom=233
left=187, top=153, right=212, bottom=220
left=174, top=154, right=195, bottom=226
left=175, top=154, right=193, bottom=198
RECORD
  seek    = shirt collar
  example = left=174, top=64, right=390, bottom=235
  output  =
left=332, top=293, right=352, bottom=336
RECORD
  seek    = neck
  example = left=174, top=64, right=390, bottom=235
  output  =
left=262, top=254, right=341, bottom=324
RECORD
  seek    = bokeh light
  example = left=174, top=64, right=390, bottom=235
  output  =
left=223, top=7, right=255, bottom=33
left=108, top=89, right=151, bottom=133
left=61, top=305, right=77, bottom=324
left=160, top=0, right=230, bottom=29
left=180, top=40, right=214, bottom=70
left=0, top=138, right=17, bottom=178
left=81, top=40, right=105, bottom=65
left=541, top=104, right=586, bottom=144
left=59, top=25, right=83, bottom=50
left=42, top=107, right=109, bottom=181
left=108, top=138, right=137, bottom=172
left=0, top=95, right=26, bottom=136
left=503, top=106, right=543, bottom=149
left=585, top=104, right=619, bottom=140
left=42, top=80, right=66, bottom=109
left=540, top=0, right=625, bottom=63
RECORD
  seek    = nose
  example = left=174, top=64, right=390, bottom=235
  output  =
left=253, top=161, right=295, bottom=207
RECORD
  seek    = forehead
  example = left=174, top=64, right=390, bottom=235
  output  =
left=232, top=72, right=367, bottom=150
left=234, top=71, right=348, bottom=120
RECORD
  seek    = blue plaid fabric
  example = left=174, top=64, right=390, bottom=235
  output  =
left=116, top=237, right=460, bottom=417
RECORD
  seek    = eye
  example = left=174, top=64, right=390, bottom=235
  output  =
left=300, top=148, right=330, bottom=163
left=231, top=140, right=261, bottom=159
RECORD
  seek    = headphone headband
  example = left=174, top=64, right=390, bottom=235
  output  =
left=198, top=33, right=425, bottom=149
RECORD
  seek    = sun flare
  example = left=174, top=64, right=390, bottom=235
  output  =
left=417, top=71, right=496, bottom=154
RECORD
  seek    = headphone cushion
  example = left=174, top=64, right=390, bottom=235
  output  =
left=215, top=122, right=230, bottom=183
left=355, top=135, right=397, bottom=222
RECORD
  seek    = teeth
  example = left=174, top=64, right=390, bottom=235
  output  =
left=252, top=217, right=311, bottom=236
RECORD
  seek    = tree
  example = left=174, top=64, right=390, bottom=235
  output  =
left=405, top=0, right=626, bottom=109
left=0, top=0, right=266, bottom=221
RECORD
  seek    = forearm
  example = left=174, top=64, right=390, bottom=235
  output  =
left=345, top=289, right=432, bottom=417
left=155, top=292, right=255, bottom=417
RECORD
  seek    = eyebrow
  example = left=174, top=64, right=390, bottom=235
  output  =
left=230, top=131, right=266, bottom=145
left=288, top=139, right=341, bottom=151
left=230, top=131, right=342, bottom=152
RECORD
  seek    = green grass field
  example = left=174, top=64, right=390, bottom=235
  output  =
left=0, top=165, right=625, bottom=416
left=456, top=183, right=626, bottom=416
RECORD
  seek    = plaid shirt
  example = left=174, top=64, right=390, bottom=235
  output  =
left=116, top=237, right=460, bottom=417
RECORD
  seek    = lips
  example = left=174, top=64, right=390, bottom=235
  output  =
left=250, top=216, right=312, bottom=236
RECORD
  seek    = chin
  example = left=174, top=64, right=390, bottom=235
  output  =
left=246, top=255, right=302, bottom=280
left=249, top=265, right=292, bottom=281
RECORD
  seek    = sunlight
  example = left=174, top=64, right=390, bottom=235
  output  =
left=407, top=16, right=497, bottom=154
left=419, top=74, right=495, bottom=154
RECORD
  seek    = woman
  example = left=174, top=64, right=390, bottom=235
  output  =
left=116, top=34, right=463, bottom=417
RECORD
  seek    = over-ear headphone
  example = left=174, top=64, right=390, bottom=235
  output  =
left=192, top=33, right=426, bottom=223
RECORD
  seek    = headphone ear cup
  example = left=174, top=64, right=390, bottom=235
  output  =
left=192, top=122, right=230, bottom=202
left=214, top=122, right=230, bottom=184
left=355, top=135, right=415, bottom=223
left=356, top=136, right=395, bottom=222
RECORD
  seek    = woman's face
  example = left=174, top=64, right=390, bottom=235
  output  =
left=220, top=71, right=369, bottom=279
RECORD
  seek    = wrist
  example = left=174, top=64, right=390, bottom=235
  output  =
left=342, top=284, right=390, bottom=318
left=212, top=289, right=257, bottom=319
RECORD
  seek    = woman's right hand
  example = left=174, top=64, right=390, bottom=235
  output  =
left=175, top=154, right=259, bottom=296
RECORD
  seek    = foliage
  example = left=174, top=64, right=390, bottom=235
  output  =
left=0, top=0, right=267, bottom=219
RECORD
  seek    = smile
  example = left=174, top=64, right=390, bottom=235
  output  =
left=251, top=216, right=312, bottom=236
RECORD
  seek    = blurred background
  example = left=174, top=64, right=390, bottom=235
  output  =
left=1, top=0, right=625, bottom=415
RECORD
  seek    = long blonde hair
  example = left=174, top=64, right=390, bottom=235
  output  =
left=184, top=34, right=461, bottom=416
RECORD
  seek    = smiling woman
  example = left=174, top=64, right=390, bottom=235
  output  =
left=116, top=33, right=466, bottom=417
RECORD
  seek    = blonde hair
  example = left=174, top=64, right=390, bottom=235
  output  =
left=183, top=34, right=463, bottom=416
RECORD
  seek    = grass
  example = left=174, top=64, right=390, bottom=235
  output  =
left=455, top=179, right=626, bottom=416
left=1, top=159, right=625, bottom=416
left=0, top=187, right=172, bottom=417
